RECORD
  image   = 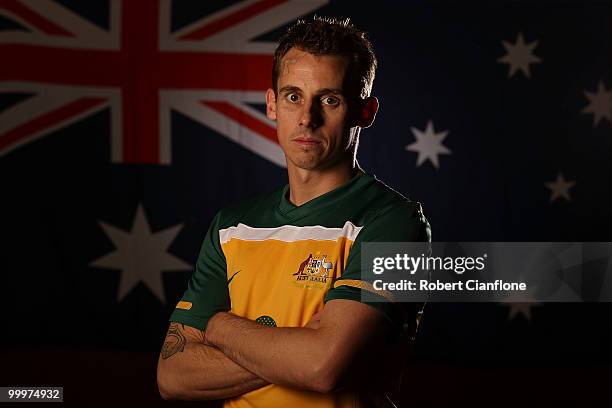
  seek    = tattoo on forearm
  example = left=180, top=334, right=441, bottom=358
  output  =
left=161, top=323, right=187, bottom=359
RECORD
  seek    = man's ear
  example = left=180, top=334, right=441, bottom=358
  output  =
left=353, top=96, right=379, bottom=128
left=266, top=88, right=277, bottom=121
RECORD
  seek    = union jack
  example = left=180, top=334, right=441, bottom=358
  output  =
left=0, top=0, right=327, bottom=166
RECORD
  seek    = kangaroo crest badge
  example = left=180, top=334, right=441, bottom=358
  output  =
left=293, top=252, right=334, bottom=285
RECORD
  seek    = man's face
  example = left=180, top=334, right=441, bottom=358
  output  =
left=266, top=48, right=354, bottom=171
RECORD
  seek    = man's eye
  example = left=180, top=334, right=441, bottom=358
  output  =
left=286, top=93, right=300, bottom=103
left=322, top=96, right=339, bottom=106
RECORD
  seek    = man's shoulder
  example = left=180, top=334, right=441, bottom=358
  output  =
left=351, top=175, right=431, bottom=242
left=215, top=186, right=285, bottom=229
left=361, top=174, right=426, bottom=223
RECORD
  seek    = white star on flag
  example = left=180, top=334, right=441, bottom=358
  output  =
left=506, top=302, right=541, bottom=321
left=406, top=120, right=451, bottom=169
left=90, top=204, right=192, bottom=304
left=582, top=80, right=612, bottom=127
left=545, top=172, right=576, bottom=203
left=499, top=288, right=541, bottom=321
left=497, top=32, right=542, bottom=78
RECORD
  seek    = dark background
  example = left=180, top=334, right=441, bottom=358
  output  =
left=1, top=0, right=611, bottom=406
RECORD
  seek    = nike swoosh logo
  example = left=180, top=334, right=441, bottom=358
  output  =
left=228, top=270, right=241, bottom=285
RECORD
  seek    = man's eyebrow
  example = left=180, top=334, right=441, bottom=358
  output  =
left=278, top=86, right=345, bottom=96
left=317, top=88, right=344, bottom=96
left=279, top=85, right=302, bottom=94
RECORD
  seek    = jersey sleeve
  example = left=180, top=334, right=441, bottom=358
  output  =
left=169, top=211, right=230, bottom=330
left=324, top=202, right=431, bottom=332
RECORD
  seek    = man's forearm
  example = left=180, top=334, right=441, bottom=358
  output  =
left=205, top=312, right=337, bottom=392
left=157, top=323, right=269, bottom=400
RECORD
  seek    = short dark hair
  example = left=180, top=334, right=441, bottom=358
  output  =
left=272, top=16, right=377, bottom=99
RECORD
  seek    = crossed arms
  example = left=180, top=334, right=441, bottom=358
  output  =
left=156, top=298, right=392, bottom=400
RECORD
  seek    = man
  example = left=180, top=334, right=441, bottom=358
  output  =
left=157, top=16, right=431, bottom=407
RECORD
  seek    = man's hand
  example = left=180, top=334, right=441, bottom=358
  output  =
left=157, top=322, right=268, bottom=400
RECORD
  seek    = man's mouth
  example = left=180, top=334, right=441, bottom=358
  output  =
left=293, top=137, right=322, bottom=147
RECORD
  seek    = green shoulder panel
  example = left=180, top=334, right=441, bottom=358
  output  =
left=169, top=211, right=230, bottom=331
left=324, top=198, right=432, bottom=329
left=346, top=201, right=431, bottom=279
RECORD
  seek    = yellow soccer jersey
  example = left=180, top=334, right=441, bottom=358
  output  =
left=170, top=173, right=431, bottom=407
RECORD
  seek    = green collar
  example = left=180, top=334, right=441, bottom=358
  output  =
left=277, top=172, right=373, bottom=220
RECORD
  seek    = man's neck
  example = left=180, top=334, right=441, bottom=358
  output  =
left=287, top=159, right=362, bottom=207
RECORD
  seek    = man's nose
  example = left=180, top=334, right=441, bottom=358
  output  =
left=299, top=99, right=322, bottom=129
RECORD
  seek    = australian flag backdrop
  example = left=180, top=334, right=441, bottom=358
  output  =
left=1, top=1, right=611, bottom=406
